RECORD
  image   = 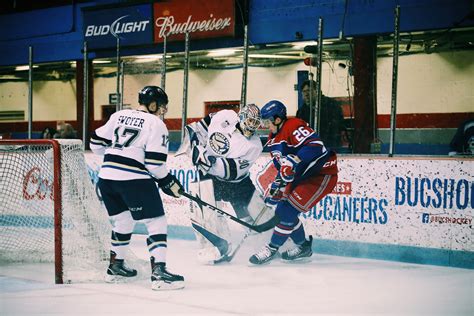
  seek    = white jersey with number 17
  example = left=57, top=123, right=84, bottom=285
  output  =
left=90, top=109, right=169, bottom=181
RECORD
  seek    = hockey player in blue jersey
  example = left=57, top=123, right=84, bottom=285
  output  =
left=90, top=86, right=185, bottom=290
left=249, top=100, right=338, bottom=265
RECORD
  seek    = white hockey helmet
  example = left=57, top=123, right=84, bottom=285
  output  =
left=239, top=103, right=262, bottom=137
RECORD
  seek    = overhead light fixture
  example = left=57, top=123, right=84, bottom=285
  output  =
left=92, top=60, right=112, bottom=64
left=134, top=54, right=171, bottom=59
left=0, top=75, right=21, bottom=79
left=207, top=49, right=239, bottom=57
left=15, top=65, right=39, bottom=71
left=133, top=55, right=171, bottom=63
left=292, top=41, right=317, bottom=50
left=303, top=45, right=318, bottom=54
left=249, top=54, right=304, bottom=60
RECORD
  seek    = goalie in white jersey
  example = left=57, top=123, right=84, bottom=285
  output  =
left=179, top=104, right=267, bottom=263
left=90, top=86, right=185, bottom=290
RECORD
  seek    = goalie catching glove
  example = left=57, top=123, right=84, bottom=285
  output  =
left=279, top=154, right=301, bottom=182
left=175, top=123, right=201, bottom=157
left=157, top=173, right=183, bottom=198
left=192, top=145, right=215, bottom=174
left=186, top=124, right=200, bottom=149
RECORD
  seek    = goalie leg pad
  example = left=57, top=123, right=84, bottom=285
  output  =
left=247, top=190, right=275, bottom=223
left=192, top=222, right=231, bottom=262
left=188, top=179, right=233, bottom=263
left=197, top=246, right=223, bottom=264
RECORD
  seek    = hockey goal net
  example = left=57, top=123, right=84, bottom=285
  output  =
left=0, top=139, right=110, bottom=283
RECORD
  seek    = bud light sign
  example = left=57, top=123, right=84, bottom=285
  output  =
left=83, top=4, right=152, bottom=49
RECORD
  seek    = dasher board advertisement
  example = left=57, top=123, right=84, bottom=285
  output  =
left=83, top=4, right=152, bottom=49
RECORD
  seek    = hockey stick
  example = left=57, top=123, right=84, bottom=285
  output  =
left=179, top=190, right=280, bottom=233
left=213, top=205, right=271, bottom=264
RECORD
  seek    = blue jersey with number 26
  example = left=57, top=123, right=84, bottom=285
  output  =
left=265, top=117, right=337, bottom=181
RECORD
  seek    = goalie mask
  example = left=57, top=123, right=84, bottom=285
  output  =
left=238, top=103, right=262, bottom=138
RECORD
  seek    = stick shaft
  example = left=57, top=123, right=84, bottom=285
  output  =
left=180, top=191, right=259, bottom=232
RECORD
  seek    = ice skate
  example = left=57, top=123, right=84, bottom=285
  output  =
left=281, top=236, right=313, bottom=261
left=105, top=251, right=137, bottom=283
left=150, top=257, right=184, bottom=290
left=249, top=244, right=279, bottom=265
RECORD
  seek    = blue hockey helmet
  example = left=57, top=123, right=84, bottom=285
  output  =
left=138, top=86, right=168, bottom=114
left=261, top=100, right=287, bottom=123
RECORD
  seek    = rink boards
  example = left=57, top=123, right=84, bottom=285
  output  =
left=84, top=153, right=474, bottom=269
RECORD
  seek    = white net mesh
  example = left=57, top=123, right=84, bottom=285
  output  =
left=0, top=139, right=111, bottom=283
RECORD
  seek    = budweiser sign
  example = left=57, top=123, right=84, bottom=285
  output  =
left=153, top=0, right=235, bottom=43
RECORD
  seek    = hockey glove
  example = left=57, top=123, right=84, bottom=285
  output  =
left=280, top=154, right=301, bottom=182
left=192, top=145, right=214, bottom=174
left=175, top=124, right=200, bottom=157
left=157, top=173, right=183, bottom=198
left=264, top=175, right=287, bottom=206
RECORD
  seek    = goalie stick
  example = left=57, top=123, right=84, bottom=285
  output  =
left=213, top=205, right=271, bottom=264
left=178, top=190, right=278, bottom=233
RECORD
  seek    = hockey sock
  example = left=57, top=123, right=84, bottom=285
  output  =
left=289, top=219, right=305, bottom=245
left=147, top=234, right=167, bottom=263
left=111, top=231, right=132, bottom=259
left=270, top=222, right=293, bottom=247
left=270, top=201, right=301, bottom=247
left=144, top=216, right=168, bottom=263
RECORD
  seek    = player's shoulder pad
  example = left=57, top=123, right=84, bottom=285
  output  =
left=284, top=117, right=310, bottom=130
left=249, top=134, right=264, bottom=150
left=210, top=110, right=239, bottom=129
left=146, top=113, right=168, bottom=131
left=213, top=109, right=238, bottom=122
left=277, top=118, right=314, bottom=144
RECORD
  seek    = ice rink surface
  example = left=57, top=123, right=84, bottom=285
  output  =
left=1, top=235, right=473, bottom=316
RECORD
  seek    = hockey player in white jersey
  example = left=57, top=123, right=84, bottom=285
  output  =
left=179, top=104, right=268, bottom=263
left=90, top=86, right=185, bottom=290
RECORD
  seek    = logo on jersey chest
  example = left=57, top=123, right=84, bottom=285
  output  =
left=221, top=120, right=231, bottom=128
left=209, top=132, right=230, bottom=155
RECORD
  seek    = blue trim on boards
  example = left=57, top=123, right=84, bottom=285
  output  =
left=313, top=238, right=474, bottom=270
